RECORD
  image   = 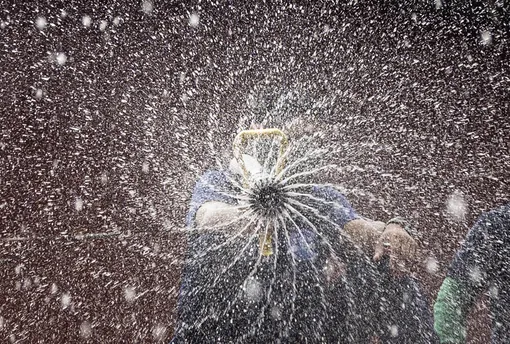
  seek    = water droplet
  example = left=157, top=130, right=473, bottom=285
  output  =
left=142, top=161, right=149, bottom=173
left=243, top=277, right=262, bottom=302
left=75, top=197, right=83, bottom=211
left=23, top=277, right=32, bottom=290
left=446, top=191, right=467, bottom=222
left=80, top=321, right=92, bottom=338
left=189, top=13, right=200, bottom=28
left=82, top=15, right=92, bottom=28
left=56, top=53, right=67, bottom=65
left=469, top=265, right=482, bottom=284
left=271, top=305, right=282, bottom=320
left=124, top=286, right=136, bottom=303
left=481, top=30, right=492, bottom=45
left=489, top=285, right=499, bottom=298
left=35, top=16, right=47, bottom=30
left=35, top=88, right=43, bottom=99
left=152, top=323, right=167, bottom=340
left=99, top=20, right=108, bottom=32
left=425, top=256, right=439, bottom=274
left=100, top=172, right=108, bottom=185
left=61, top=292, right=72, bottom=309
left=142, top=0, right=154, bottom=14
left=390, top=324, right=398, bottom=337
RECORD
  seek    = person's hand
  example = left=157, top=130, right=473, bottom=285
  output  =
left=324, top=254, right=346, bottom=285
left=373, top=223, right=418, bottom=277
left=343, top=219, right=384, bottom=254
left=196, top=201, right=245, bottom=230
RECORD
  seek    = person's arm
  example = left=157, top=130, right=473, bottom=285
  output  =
left=317, top=186, right=417, bottom=267
left=433, top=210, right=503, bottom=343
left=373, top=219, right=418, bottom=276
left=434, top=277, right=477, bottom=344
left=312, top=186, right=375, bottom=252
left=186, top=170, right=238, bottom=229
left=343, top=219, right=385, bottom=254
left=195, top=201, right=244, bottom=229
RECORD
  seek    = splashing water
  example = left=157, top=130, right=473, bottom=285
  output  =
left=175, top=128, right=394, bottom=343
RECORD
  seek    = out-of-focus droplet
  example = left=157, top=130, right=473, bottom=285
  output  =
left=61, top=292, right=72, bottom=309
left=23, top=277, right=32, bottom=290
left=36, top=16, right=47, bottom=30
left=152, top=323, right=167, bottom=341
left=100, top=172, right=108, bottom=185
left=425, top=256, right=439, bottom=274
left=80, top=321, right=92, bottom=338
left=142, top=0, right=154, bottom=14
left=446, top=191, right=467, bottom=222
left=142, top=161, right=149, bottom=173
left=56, top=53, right=67, bottom=65
left=469, top=265, right=482, bottom=284
left=99, top=20, right=108, bottom=32
left=125, top=286, right=136, bottom=303
left=35, top=89, right=43, bottom=99
left=489, top=285, right=499, bottom=299
left=243, top=277, right=262, bottom=302
left=189, top=13, right=200, bottom=28
left=271, top=305, right=282, bottom=320
left=75, top=197, right=83, bottom=211
left=82, top=15, right=92, bottom=27
left=390, top=325, right=398, bottom=337
left=481, top=30, right=492, bottom=45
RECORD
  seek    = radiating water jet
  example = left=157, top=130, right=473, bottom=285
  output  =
left=174, top=125, right=403, bottom=343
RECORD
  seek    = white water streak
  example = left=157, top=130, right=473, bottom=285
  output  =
left=220, top=218, right=272, bottom=320
left=278, top=211, right=298, bottom=335
left=194, top=209, right=257, bottom=258
left=211, top=219, right=262, bottom=286
left=278, top=164, right=338, bottom=186
left=281, top=208, right=328, bottom=334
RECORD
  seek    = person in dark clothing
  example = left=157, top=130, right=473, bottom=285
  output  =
left=171, top=156, right=438, bottom=343
left=434, top=202, right=510, bottom=344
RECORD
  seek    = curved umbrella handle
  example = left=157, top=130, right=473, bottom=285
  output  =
left=232, top=128, right=289, bottom=256
left=233, top=128, right=289, bottom=186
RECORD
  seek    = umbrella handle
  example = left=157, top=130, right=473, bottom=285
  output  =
left=232, top=128, right=289, bottom=256
left=232, top=128, right=288, bottom=187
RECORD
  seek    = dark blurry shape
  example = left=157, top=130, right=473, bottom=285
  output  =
left=434, top=202, right=510, bottom=344
left=250, top=178, right=286, bottom=216
left=171, top=140, right=437, bottom=343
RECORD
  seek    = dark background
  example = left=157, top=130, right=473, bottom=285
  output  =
left=1, top=0, right=509, bottom=342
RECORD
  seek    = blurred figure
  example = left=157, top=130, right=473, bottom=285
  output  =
left=434, top=202, right=510, bottom=343
left=171, top=117, right=437, bottom=343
